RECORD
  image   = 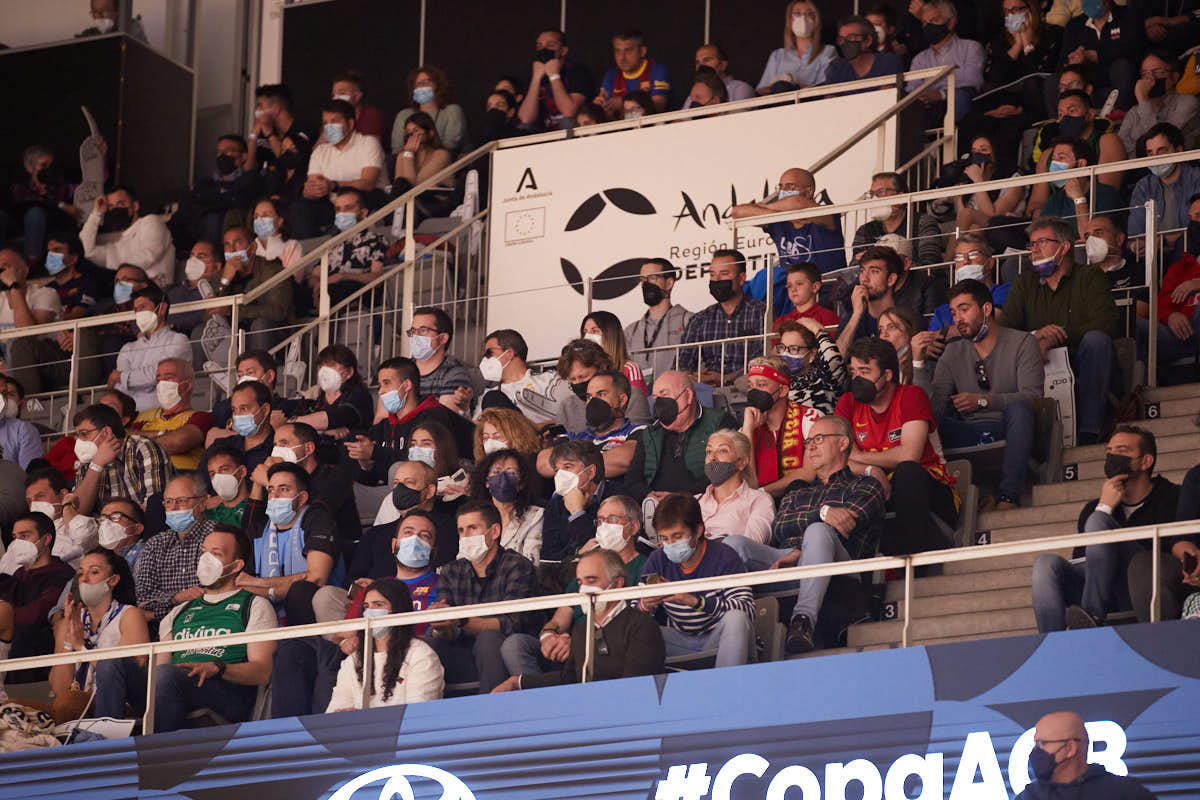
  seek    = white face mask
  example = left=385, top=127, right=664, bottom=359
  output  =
left=1, top=398, right=16, bottom=420
left=583, top=332, right=604, bottom=345
left=156, top=380, right=182, bottom=410
left=94, top=16, right=115, bottom=32
left=195, top=551, right=231, bottom=588
left=870, top=205, right=894, bottom=221
left=596, top=522, right=628, bottom=551
left=482, top=437, right=507, bottom=455
left=1085, top=235, right=1110, bottom=265
left=955, top=263, right=986, bottom=283
left=135, top=310, right=158, bottom=334
left=184, top=257, right=208, bottom=281
left=792, top=15, right=815, bottom=38
left=79, top=577, right=113, bottom=607
left=211, top=472, right=241, bottom=501
left=317, top=365, right=344, bottom=392
left=75, top=438, right=100, bottom=464
left=579, top=582, right=607, bottom=595
left=554, top=468, right=581, bottom=496
left=98, top=518, right=129, bottom=549
left=479, top=355, right=505, bottom=383
left=6, top=538, right=39, bottom=568
left=457, top=534, right=491, bottom=563
left=29, top=500, right=58, bottom=520
left=272, top=444, right=301, bottom=464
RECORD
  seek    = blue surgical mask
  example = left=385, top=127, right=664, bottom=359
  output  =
left=1048, top=159, right=1071, bottom=189
left=266, top=496, right=297, bottom=526
left=224, top=249, right=248, bottom=265
left=381, top=390, right=404, bottom=414
left=113, top=280, right=134, bottom=304
left=362, top=607, right=392, bottom=639
left=408, top=446, right=436, bottom=467
left=232, top=411, right=260, bottom=437
left=413, top=86, right=435, bottom=105
left=165, top=509, right=195, bottom=533
left=252, top=217, right=276, bottom=239
left=1149, top=163, right=1176, bottom=178
left=323, top=122, right=345, bottom=145
left=663, top=538, right=696, bottom=564
left=334, top=211, right=358, bottom=232
left=777, top=189, right=800, bottom=199
left=396, top=535, right=432, bottom=568
left=1080, top=0, right=1104, bottom=18
left=45, top=251, right=67, bottom=275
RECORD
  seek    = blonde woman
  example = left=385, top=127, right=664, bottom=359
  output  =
left=696, top=429, right=775, bottom=544
left=757, top=0, right=837, bottom=93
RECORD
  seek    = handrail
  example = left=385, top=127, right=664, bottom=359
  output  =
left=494, top=67, right=951, bottom=149
left=3, top=517, right=1191, bottom=735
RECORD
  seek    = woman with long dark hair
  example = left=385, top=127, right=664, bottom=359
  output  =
left=326, top=579, right=444, bottom=710
left=293, top=344, right=374, bottom=437
left=469, top=448, right=544, bottom=562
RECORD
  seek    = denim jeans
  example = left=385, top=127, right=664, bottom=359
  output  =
left=725, top=523, right=851, bottom=622
left=93, top=657, right=146, bottom=719
left=152, top=663, right=257, bottom=733
left=500, top=633, right=560, bottom=678
left=1032, top=554, right=1085, bottom=633
left=938, top=396, right=1035, bottom=500
left=1136, top=309, right=1200, bottom=366
left=660, top=609, right=754, bottom=668
left=269, top=636, right=344, bottom=718
left=1073, top=330, right=1114, bottom=437
left=424, top=629, right=510, bottom=693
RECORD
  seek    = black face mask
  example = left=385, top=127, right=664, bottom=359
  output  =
left=1057, top=114, right=1087, bottom=138
left=745, top=388, right=776, bottom=413
left=216, top=153, right=239, bottom=175
left=1028, top=746, right=1059, bottom=782
left=642, top=281, right=664, bottom=306
left=570, top=381, right=589, bottom=401
left=709, top=279, right=737, bottom=303
left=485, top=108, right=509, bottom=129
left=1103, top=452, right=1135, bottom=479
left=1149, top=78, right=1168, bottom=99
left=535, top=48, right=556, bottom=63
left=839, top=41, right=863, bottom=60
left=36, top=165, right=60, bottom=186
left=1187, top=220, right=1200, bottom=257
left=968, top=152, right=992, bottom=167
left=922, top=22, right=950, bottom=44
left=391, top=482, right=423, bottom=511
left=277, top=150, right=301, bottom=171
left=652, top=395, right=680, bottom=426
left=101, top=207, right=132, bottom=233
left=585, top=396, right=615, bottom=430
left=704, top=460, right=739, bottom=486
left=850, top=375, right=879, bottom=404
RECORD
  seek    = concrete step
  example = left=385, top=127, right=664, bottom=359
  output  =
left=894, top=587, right=1033, bottom=618
left=1062, top=425, right=1200, bottom=466
left=912, top=627, right=1040, bottom=648
left=944, top=551, right=1042, bottom=575
left=1070, top=448, right=1198, bottom=482
left=848, top=607, right=1036, bottom=647
left=1033, top=467, right=1189, bottom=506
left=1144, top=384, right=1200, bottom=402
left=883, top=566, right=1030, bottom=600
left=988, top=520, right=1077, bottom=542
left=979, top=498, right=1081, bottom=531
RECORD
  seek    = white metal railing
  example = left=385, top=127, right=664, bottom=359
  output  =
left=2, top=518, right=1192, bottom=736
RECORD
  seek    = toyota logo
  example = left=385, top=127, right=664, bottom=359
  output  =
left=326, top=764, right=477, bottom=800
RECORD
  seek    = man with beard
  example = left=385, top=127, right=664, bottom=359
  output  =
left=835, top=245, right=902, bottom=357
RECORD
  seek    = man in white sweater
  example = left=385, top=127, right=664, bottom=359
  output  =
left=80, top=186, right=175, bottom=286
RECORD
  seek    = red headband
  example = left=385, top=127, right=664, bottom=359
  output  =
left=748, top=364, right=789, bottom=386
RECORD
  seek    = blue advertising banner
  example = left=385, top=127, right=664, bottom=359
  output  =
left=1, top=621, right=1196, bottom=799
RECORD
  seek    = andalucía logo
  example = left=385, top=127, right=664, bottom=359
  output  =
left=326, top=764, right=476, bottom=800
left=559, top=188, right=656, bottom=300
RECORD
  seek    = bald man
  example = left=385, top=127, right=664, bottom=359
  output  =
left=1017, top=711, right=1156, bottom=799
left=731, top=167, right=845, bottom=311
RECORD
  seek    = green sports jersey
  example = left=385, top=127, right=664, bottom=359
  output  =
left=170, top=589, right=254, bottom=665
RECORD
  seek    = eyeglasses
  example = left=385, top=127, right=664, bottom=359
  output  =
left=406, top=326, right=442, bottom=337
left=596, top=515, right=630, bottom=526
left=163, top=496, right=201, bottom=510
left=75, top=426, right=99, bottom=440
left=804, top=433, right=848, bottom=446
left=975, top=361, right=991, bottom=390
left=101, top=511, right=137, bottom=525
left=775, top=344, right=812, bottom=356
left=867, top=188, right=899, bottom=198
left=1029, top=237, right=1061, bottom=250
left=1139, top=68, right=1170, bottom=80
left=953, top=250, right=986, bottom=263
left=1034, top=737, right=1080, bottom=750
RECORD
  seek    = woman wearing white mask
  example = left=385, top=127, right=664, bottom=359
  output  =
left=471, top=408, right=541, bottom=463
left=326, top=579, right=443, bottom=711
left=580, top=311, right=648, bottom=396
left=409, top=422, right=470, bottom=511
left=48, top=548, right=149, bottom=722
left=696, top=430, right=775, bottom=544
left=756, top=0, right=836, bottom=94
left=469, top=449, right=544, bottom=563
left=292, top=344, right=373, bottom=438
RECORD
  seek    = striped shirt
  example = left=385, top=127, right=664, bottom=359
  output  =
left=639, top=539, right=754, bottom=636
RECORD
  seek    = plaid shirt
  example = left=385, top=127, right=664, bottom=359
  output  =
left=678, top=296, right=766, bottom=373
left=772, top=466, right=885, bottom=560
left=134, top=520, right=215, bottom=622
left=437, top=547, right=538, bottom=637
left=75, top=434, right=173, bottom=508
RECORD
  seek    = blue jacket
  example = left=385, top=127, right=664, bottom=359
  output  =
left=1128, top=164, right=1200, bottom=244
left=1014, top=764, right=1155, bottom=799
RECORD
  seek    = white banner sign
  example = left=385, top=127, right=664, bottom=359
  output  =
left=487, top=90, right=898, bottom=360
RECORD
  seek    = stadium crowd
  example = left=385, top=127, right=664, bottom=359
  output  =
left=0, top=0, right=1197, bottom=749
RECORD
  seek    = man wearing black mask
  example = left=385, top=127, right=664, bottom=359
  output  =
left=168, top=135, right=263, bottom=258
left=625, top=259, right=693, bottom=388
left=80, top=185, right=174, bottom=286
left=678, top=249, right=766, bottom=386
left=1122, top=52, right=1200, bottom=153
left=1032, top=425, right=1180, bottom=633
left=1015, top=711, right=1156, bottom=799
left=625, top=370, right=735, bottom=501
left=549, top=371, right=643, bottom=482
left=905, top=0, right=983, bottom=124
left=517, top=28, right=595, bottom=132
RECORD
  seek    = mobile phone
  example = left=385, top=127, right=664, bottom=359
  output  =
left=69, top=576, right=82, bottom=604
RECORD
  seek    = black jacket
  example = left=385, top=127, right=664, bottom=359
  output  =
left=1075, top=475, right=1180, bottom=559
left=1014, top=765, right=1155, bottom=800
left=540, top=480, right=621, bottom=563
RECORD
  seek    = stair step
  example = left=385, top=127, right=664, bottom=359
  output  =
left=944, top=551, right=1042, bottom=574
left=979, top=499, right=1081, bottom=531
left=895, top=587, right=1033, bottom=617
left=1033, top=467, right=1189, bottom=505
left=1063, top=425, right=1200, bottom=464
left=1144, top=384, right=1200, bottom=402
left=883, top=567, right=1030, bottom=600
left=912, top=627, right=1040, bottom=648
left=986, top=520, right=1077, bottom=541
left=847, top=607, right=1036, bottom=647
left=1070, top=448, right=1198, bottom=482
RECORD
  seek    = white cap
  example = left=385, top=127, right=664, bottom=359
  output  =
left=875, top=233, right=912, bottom=260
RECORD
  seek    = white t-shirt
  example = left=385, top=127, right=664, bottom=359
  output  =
left=308, top=132, right=386, bottom=189
left=0, top=284, right=62, bottom=328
